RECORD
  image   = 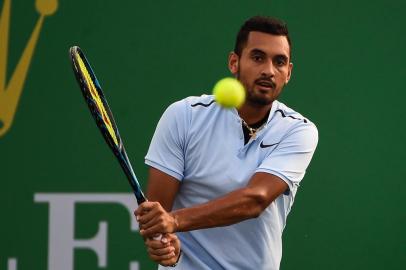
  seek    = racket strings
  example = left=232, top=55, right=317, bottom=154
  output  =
left=76, top=55, right=119, bottom=147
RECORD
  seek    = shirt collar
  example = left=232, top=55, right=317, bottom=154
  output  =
left=267, top=100, right=280, bottom=124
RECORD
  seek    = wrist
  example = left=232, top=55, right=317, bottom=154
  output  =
left=170, top=212, right=180, bottom=232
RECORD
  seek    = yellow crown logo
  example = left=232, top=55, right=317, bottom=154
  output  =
left=0, top=0, right=58, bottom=137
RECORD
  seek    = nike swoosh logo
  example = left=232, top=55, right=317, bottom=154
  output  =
left=260, top=142, right=279, bottom=148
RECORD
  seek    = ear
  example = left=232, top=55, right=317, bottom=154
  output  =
left=285, top=62, right=293, bottom=84
left=228, top=52, right=239, bottom=75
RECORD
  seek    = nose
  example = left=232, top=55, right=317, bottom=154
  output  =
left=261, top=60, right=275, bottom=77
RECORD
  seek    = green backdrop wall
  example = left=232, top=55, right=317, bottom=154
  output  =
left=1, top=0, right=405, bottom=269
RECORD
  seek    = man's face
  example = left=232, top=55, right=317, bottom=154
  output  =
left=229, top=31, right=293, bottom=106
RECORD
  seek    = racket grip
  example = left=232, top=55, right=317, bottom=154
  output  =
left=153, top=234, right=163, bottom=241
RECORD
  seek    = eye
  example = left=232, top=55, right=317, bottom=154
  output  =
left=252, top=54, right=264, bottom=62
left=275, top=57, right=287, bottom=66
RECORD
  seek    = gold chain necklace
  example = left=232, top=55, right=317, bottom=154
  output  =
left=241, top=119, right=266, bottom=139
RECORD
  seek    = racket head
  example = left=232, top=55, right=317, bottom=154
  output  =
left=69, top=46, right=122, bottom=152
left=69, top=46, right=147, bottom=205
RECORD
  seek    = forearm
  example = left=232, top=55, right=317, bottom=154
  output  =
left=171, top=186, right=267, bottom=232
left=137, top=172, right=288, bottom=237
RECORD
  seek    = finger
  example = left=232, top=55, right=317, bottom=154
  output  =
left=140, top=201, right=160, bottom=212
left=140, top=224, right=168, bottom=237
left=140, top=214, right=166, bottom=231
left=160, top=256, right=180, bottom=267
left=134, top=201, right=157, bottom=216
left=134, top=204, right=145, bottom=216
left=141, top=213, right=174, bottom=234
left=163, top=233, right=178, bottom=242
left=137, top=204, right=165, bottom=225
left=139, top=215, right=160, bottom=231
left=137, top=210, right=160, bottom=226
left=145, top=238, right=170, bottom=249
left=147, top=245, right=175, bottom=256
left=149, top=251, right=176, bottom=263
left=160, top=235, right=170, bottom=244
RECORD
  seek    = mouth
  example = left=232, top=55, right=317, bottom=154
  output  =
left=255, top=80, right=275, bottom=92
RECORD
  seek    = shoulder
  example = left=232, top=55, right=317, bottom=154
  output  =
left=165, top=95, right=216, bottom=112
left=160, top=95, right=219, bottom=129
left=164, top=95, right=219, bottom=121
left=184, top=94, right=216, bottom=108
left=273, top=101, right=312, bottom=123
left=273, top=101, right=318, bottom=146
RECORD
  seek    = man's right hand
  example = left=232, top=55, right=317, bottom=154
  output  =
left=145, top=233, right=181, bottom=267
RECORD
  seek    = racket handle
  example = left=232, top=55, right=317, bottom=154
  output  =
left=153, top=234, right=163, bottom=241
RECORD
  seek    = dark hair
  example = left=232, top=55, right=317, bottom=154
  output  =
left=234, top=16, right=291, bottom=57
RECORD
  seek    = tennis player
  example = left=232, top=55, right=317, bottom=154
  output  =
left=135, top=16, right=318, bottom=269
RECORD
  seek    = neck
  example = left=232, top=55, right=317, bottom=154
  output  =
left=238, top=101, right=273, bottom=125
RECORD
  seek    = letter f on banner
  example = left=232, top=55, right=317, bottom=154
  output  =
left=35, top=193, right=139, bottom=270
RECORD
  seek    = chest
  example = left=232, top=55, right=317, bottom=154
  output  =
left=180, top=112, right=291, bottom=197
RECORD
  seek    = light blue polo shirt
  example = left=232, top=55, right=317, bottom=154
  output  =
left=145, top=95, right=318, bottom=270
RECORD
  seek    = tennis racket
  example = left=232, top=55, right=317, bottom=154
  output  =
left=69, top=46, right=147, bottom=205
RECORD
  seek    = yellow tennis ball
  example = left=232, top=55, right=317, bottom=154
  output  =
left=213, top=77, right=246, bottom=108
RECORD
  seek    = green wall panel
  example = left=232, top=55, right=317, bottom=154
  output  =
left=1, top=0, right=404, bottom=269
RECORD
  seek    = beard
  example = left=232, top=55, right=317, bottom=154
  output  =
left=246, top=92, right=273, bottom=106
left=236, top=70, right=278, bottom=107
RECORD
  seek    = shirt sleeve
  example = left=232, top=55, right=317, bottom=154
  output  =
left=145, top=100, right=189, bottom=181
left=256, top=123, right=318, bottom=190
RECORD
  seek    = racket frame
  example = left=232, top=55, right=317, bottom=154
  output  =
left=69, top=46, right=146, bottom=205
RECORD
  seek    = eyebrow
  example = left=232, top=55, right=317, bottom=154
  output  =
left=250, top=49, right=266, bottom=56
left=250, top=48, right=289, bottom=60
